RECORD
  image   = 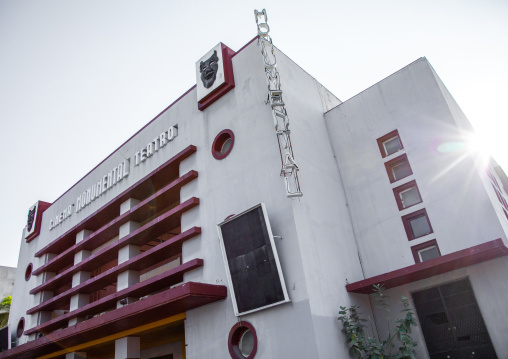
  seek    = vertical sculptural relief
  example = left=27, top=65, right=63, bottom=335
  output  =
left=27, top=206, right=36, bottom=232
left=255, top=9, right=303, bottom=198
left=200, top=50, right=219, bottom=89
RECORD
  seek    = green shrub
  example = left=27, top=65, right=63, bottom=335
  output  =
left=338, top=285, right=418, bottom=359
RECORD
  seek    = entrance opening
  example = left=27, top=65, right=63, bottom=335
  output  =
left=412, top=278, right=496, bottom=358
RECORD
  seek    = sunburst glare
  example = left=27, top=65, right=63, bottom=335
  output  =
left=431, top=131, right=492, bottom=184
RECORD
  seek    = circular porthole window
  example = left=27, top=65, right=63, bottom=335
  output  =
left=212, top=129, right=235, bottom=160
left=228, top=322, right=257, bottom=359
left=17, top=317, right=25, bottom=338
left=25, top=263, right=33, bottom=281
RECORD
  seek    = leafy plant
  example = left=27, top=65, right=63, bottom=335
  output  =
left=338, top=285, right=418, bottom=359
left=0, top=295, right=11, bottom=328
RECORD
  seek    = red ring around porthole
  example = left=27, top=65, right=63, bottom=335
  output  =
left=25, top=263, right=33, bottom=281
left=17, top=317, right=25, bottom=338
left=212, top=129, right=235, bottom=160
left=228, top=321, right=257, bottom=359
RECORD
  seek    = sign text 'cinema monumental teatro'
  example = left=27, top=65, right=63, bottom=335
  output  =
left=48, top=126, right=178, bottom=231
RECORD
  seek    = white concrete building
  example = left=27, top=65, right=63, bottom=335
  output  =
left=1, top=32, right=507, bottom=359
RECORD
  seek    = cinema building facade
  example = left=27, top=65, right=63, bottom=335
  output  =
left=3, top=22, right=508, bottom=359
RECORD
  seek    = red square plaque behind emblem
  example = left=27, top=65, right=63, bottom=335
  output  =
left=198, top=44, right=236, bottom=111
left=26, top=201, right=52, bottom=243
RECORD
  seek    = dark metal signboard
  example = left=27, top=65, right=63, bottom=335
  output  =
left=218, top=203, right=290, bottom=316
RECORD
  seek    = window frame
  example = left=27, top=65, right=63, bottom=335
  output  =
left=377, top=129, right=404, bottom=158
left=393, top=180, right=422, bottom=211
left=25, top=263, right=33, bottom=281
left=411, top=239, right=441, bottom=263
left=384, top=153, right=413, bottom=183
left=212, top=129, right=235, bottom=160
left=486, top=169, right=500, bottom=190
left=17, top=317, right=25, bottom=338
left=217, top=202, right=290, bottom=316
left=402, top=208, right=433, bottom=241
left=228, top=321, right=258, bottom=359
left=492, top=184, right=508, bottom=211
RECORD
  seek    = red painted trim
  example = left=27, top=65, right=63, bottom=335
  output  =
left=27, top=227, right=201, bottom=314
left=35, top=145, right=196, bottom=258
left=30, top=199, right=199, bottom=295
left=211, top=129, right=235, bottom=160
left=228, top=321, right=258, bottom=359
left=401, top=208, right=433, bottom=241
left=392, top=180, right=422, bottom=211
left=346, top=238, right=508, bottom=294
left=231, top=36, right=257, bottom=58
left=2, top=282, right=227, bottom=359
left=411, top=239, right=441, bottom=264
left=198, top=44, right=236, bottom=111
left=25, top=258, right=203, bottom=336
left=16, top=317, right=25, bottom=338
left=25, top=263, right=33, bottom=282
left=140, top=253, right=181, bottom=276
left=384, top=153, right=413, bottom=183
left=33, top=170, right=198, bottom=276
left=26, top=201, right=52, bottom=243
left=376, top=129, right=403, bottom=158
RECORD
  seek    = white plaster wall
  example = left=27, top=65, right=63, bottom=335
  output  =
left=7, top=231, right=37, bottom=348
left=429, top=62, right=508, bottom=241
left=180, top=40, right=320, bottom=359
left=8, top=38, right=342, bottom=357
left=325, top=58, right=507, bottom=278
left=274, top=46, right=369, bottom=358
left=181, top=40, right=369, bottom=358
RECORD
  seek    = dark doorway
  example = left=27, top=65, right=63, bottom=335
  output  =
left=412, top=278, right=496, bottom=359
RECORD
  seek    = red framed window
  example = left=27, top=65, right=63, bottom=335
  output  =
left=377, top=130, right=403, bottom=158
left=228, top=321, right=257, bottom=359
left=402, top=208, right=433, bottom=241
left=212, top=129, right=235, bottom=160
left=17, top=317, right=25, bottom=338
left=486, top=169, right=500, bottom=190
left=492, top=184, right=508, bottom=211
left=393, top=180, right=422, bottom=211
left=25, top=263, right=33, bottom=281
left=385, top=154, right=413, bottom=183
left=411, top=239, right=441, bottom=263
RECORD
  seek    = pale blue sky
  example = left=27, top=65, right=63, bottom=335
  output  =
left=0, top=0, right=507, bottom=267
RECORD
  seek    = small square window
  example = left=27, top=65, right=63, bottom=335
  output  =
left=411, top=239, right=441, bottom=263
left=393, top=180, right=422, bottom=210
left=383, top=137, right=402, bottom=156
left=418, top=246, right=440, bottom=262
left=401, top=187, right=420, bottom=207
left=402, top=208, right=433, bottom=241
left=377, top=130, right=404, bottom=158
left=384, top=154, right=413, bottom=183
left=409, top=216, right=430, bottom=237
left=392, top=161, right=412, bottom=180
